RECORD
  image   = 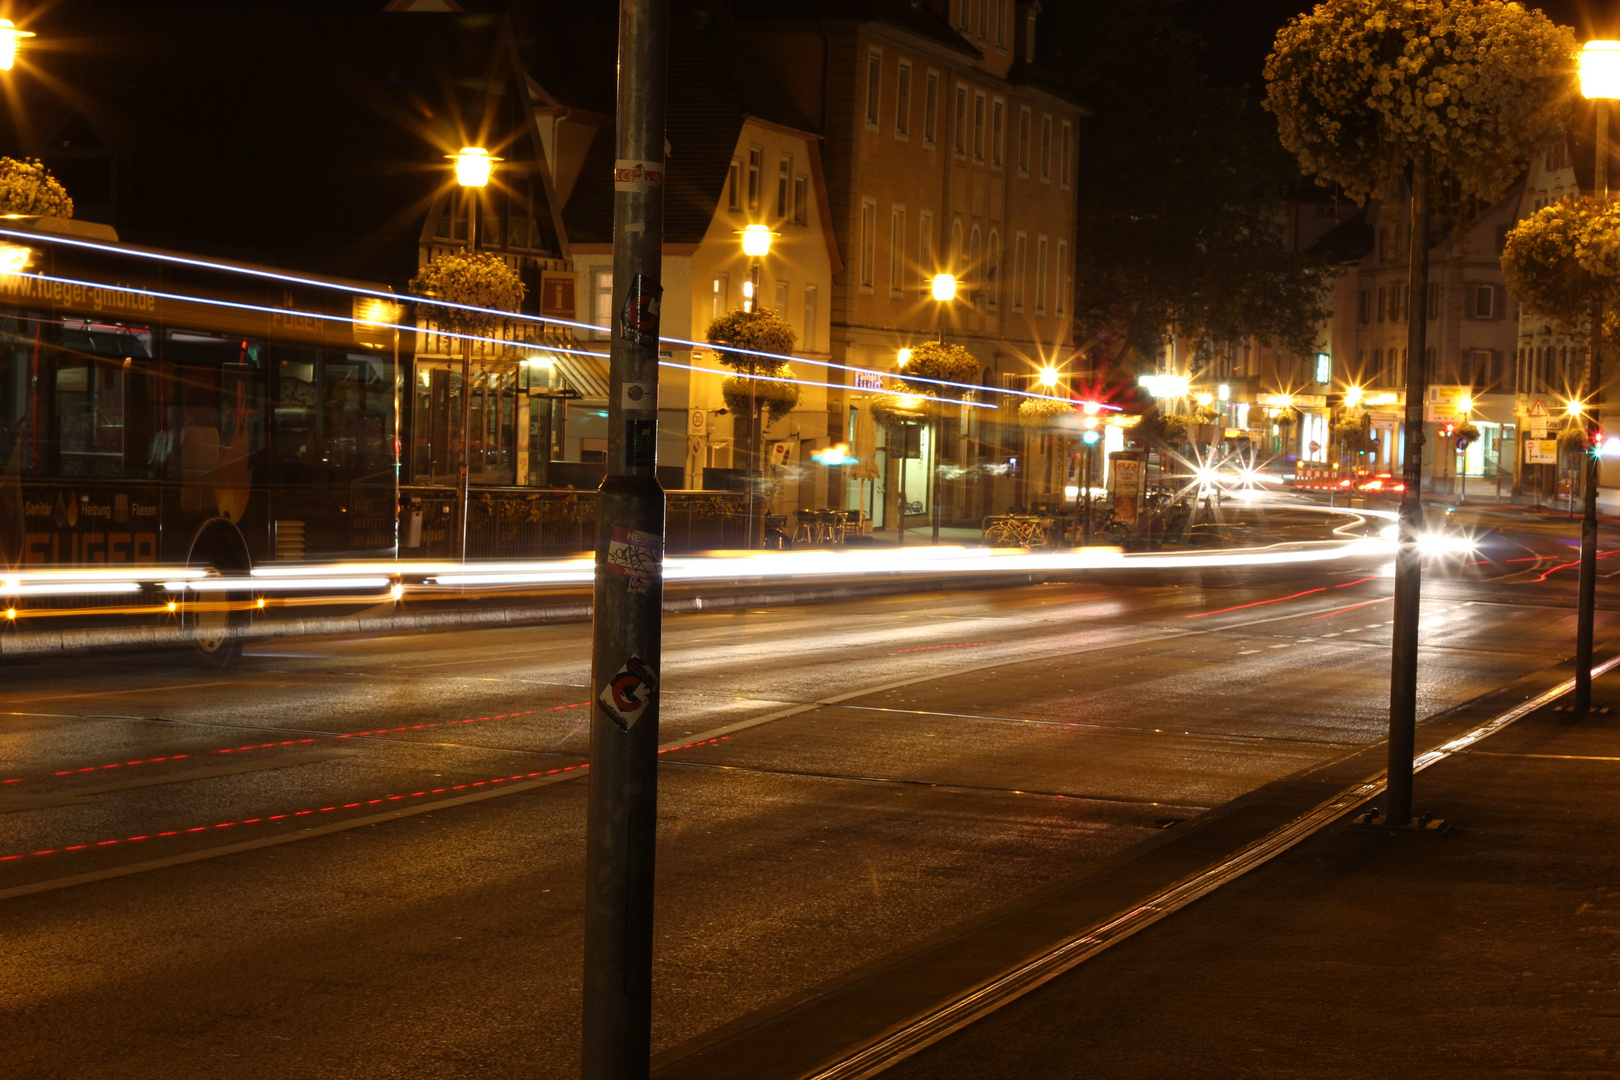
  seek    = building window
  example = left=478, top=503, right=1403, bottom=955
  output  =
left=958, top=0, right=969, bottom=30
left=1055, top=239, right=1066, bottom=314
left=919, top=209, right=933, bottom=294
left=777, top=155, right=792, bottom=219
left=896, top=61, right=912, bottom=139
left=1039, top=114, right=1052, bottom=181
left=978, top=0, right=988, bottom=38
left=793, top=173, right=808, bottom=226
left=1035, top=235, right=1048, bottom=314
left=991, top=98, right=1005, bottom=169
left=1358, top=289, right=1372, bottom=324
left=711, top=273, right=728, bottom=321
left=966, top=225, right=980, bottom=294
left=973, top=91, right=986, bottom=162
left=954, top=85, right=968, bottom=157
left=747, top=145, right=762, bottom=209
left=775, top=279, right=789, bottom=316
left=860, top=197, right=877, bottom=291
left=593, top=268, right=614, bottom=339
left=890, top=206, right=907, bottom=296
left=803, top=285, right=818, bottom=351
left=1060, top=121, right=1072, bottom=188
left=1018, top=107, right=1030, bottom=177
left=865, top=50, right=882, bottom=130
left=986, top=230, right=1000, bottom=311
left=1472, top=283, right=1497, bottom=319
left=1013, top=232, right=1027, bottom=311
left=1377, top=286, right=1386, bottom=322
left=728, top=158, right=742, bottom=211
left=924, top=71, right=939, bottom=147
left=995, top=0, right=1007, bottom=47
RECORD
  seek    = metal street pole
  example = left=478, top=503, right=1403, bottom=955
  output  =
left=1083, top=442, right=1093, bottom=546
left=1576, top=98, right=1609, bottom=714
left=457, top=187, right=478, bottom=561
left=1385, top=148, right=1432, bottom=827
left=583, top=0, right=668, bottom=1075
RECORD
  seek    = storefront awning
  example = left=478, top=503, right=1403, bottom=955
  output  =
left=552, top=351, right=610, bottom=401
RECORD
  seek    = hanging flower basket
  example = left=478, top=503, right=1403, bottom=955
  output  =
left=1018, top=396, right=1073, bottom=429
left=722, top=371, right=800, bottom=425
left=0, top=157, right=72, bottom=218
left=706, top=308, right=797, bottom=374
left=869, top=382, right=936, bottom=427
left=409, top=251, right=525, bottom=332
left=900, top=342, right=978, bottom=398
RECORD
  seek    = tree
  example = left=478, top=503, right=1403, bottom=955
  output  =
left=1040, top=1, right=1336, bottom=372
left=409, top=250, right=526, bottom=557
left=0, top=158, right=72, bottom=218
left=1264, top=0, right=1572, bottom=825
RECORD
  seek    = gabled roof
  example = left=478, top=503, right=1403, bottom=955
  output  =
left=542, top=3, right=821, bottom=247
left=730, top=0, right=980, bottom=59
left=1309, top=208, right=1373, bottom=265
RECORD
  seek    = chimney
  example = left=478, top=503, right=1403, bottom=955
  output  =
left=1014, top=1, right=1040, bottom=64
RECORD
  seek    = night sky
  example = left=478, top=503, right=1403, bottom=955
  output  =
left=1173, top=0, right=1597, bottom=91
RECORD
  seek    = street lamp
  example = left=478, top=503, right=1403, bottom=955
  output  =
left=0, top=20, right=33, bottom=71
left=447, top=146, right=496, bottom=559
left=739, top=224, right=775, bottom=312
left=897, top=347, right=912, bottom=368
left=1039, top=366, right=1060, bottom=389
left=931, top=273, right=956, bottom=343
left=1574, top=40, right=1619, bottom=712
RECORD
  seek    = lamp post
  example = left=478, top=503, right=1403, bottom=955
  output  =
left=924, top=275, right=958, bottom=542
left=1575, top=39, right=1620, bottom=713
left=451, top=146, right=493, bottom=561
left=737, top=224, right=775, bottom=548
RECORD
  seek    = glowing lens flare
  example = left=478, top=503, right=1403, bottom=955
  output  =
left=454, top=147, right=492, bottom=188
left=0, top=20, right=34, bottom=72
left=1582, top=40, right=1620, bottom=100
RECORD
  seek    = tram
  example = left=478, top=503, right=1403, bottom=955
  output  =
left=0, top=217, right=409, bottom=583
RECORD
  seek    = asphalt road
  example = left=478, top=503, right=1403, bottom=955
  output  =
left=0, top=503, right=1611, bottom=1079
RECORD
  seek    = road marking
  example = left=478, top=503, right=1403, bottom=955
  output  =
left=1268, top=644, right=1292, bottom=649
left=1237, top=650, right=1260, bottom=655
left=0, top=750, right=356, bottom=813
left=801, top=653, right=1620, bottom=1080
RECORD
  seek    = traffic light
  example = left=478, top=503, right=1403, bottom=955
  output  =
left=1081, top=429, right=1101, bottom=446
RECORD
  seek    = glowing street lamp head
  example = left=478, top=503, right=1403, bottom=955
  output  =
left=1458, top=395, right=1473, bottom=414
left=931, top=273, right=957, bottom=302
left=1568, top=398, right=1585, bottom=416
left=1344, top=385, right=1363, bottom=407
left=454, top=147, right=493, bottom=188
left=897, top=347, right=913, bottom=367
left=1039, top=366, right=1059, bottom=388
left=741, top=223, right=774, bottom=258
left=1195, top=392, right=1214, bottom=407
left=1582, top=41, right=1620, bottom=100
left=0, top=21, right=33, bottom=72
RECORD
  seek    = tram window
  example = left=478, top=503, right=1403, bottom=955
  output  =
left=0, top=315, right=42, bottom=476
left=322, top=351, right=390, bottom=482
left=271, top=345, right=318, bottom=483
left=54, top=319, right=155, bottom=479
left=156, top=330, right=263, bottom=484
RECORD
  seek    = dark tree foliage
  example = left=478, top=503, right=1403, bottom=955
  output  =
left=1042, top=0, right=1334, bottom=370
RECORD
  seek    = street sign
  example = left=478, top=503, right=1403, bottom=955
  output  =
left=1525, top=439, right=1558, bottom=465
left=1529, top=397, right=1551, bottom=418
left=539, top=272, right=578, bottom=319
left=689, top=408, right=706, bottom=433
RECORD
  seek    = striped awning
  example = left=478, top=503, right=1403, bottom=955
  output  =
left=551, top=350, right=610, bottom=401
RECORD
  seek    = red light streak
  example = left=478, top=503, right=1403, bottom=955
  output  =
left=896, top=641, right=995, bottom=653
left=1, top=734, right=730, bottom=863
left=3, top=703, right=588, bottom=786
left=1336, top=577, right=1376, bottom=588
left=1533, top=549, right=1620, bottom=583
left=1310, top=596, right=1393, bottom=620
left=1184, top=588, right=1326, bottom=619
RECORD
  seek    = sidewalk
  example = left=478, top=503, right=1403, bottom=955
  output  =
left=885, top=668, right=1620, bottom=1078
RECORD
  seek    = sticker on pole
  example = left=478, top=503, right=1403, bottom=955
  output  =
left=620, top=274, right=663, bottom=347
left=606, top=525, right=663, bottom=592
left=622, top=382, right=657, bottom=410
left=599, top=657, right=658, bottom=730
left=613, top=159, right=666, bottom=192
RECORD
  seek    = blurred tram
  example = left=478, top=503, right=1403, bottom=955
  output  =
left=0, top=218, right=411, bottom=656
